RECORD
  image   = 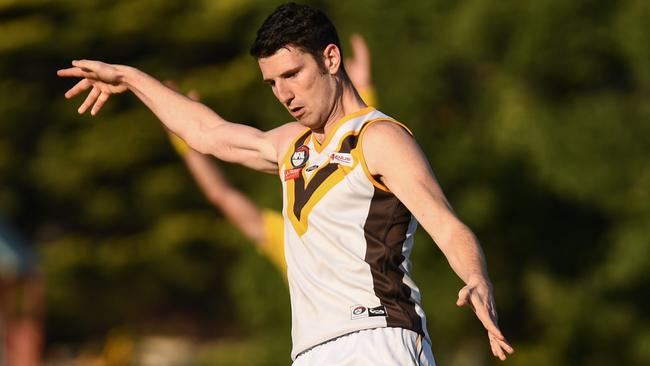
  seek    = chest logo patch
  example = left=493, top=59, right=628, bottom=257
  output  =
left=329, top=152, right=354, bottom=167
left=291, top=145, right=310, bottom=168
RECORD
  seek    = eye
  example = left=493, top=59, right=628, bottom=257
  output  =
left=281, top=68, right=300, bottom=80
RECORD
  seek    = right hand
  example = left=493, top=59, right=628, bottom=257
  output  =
left=57, top=60, right=128, bottom=115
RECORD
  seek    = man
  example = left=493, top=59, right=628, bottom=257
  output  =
left=165, top=33, right=377, bottom=278
left=58, top=3, right=513, bottom=364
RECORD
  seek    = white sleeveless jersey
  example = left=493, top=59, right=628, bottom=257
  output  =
left=280, top=107, right=430, bottom=360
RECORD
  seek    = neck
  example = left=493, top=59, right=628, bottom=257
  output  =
left=313, top=82, right=367, bottom=143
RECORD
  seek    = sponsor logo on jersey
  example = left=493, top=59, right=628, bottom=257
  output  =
left=350, top=304, right=386, bottom=320
left=350, top=305, right=367, bottom=320
left=329, top=152, right=353, bottom=167
left=291, top=145, right=310, bottom=168
left=368, top=305, right=387, bottom=317
left=284, top=167, right=302, bottom=181
left=350, top=304, right=387, bottom=320
left=305, top=164, right=319, bottom=172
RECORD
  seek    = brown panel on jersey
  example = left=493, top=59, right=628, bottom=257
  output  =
left=363, top=188, right=424, bottom=336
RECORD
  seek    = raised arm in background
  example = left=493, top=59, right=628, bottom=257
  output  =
left=345, top=33, right=377, bottom=107
left=165, top=86, right=286, bottom=274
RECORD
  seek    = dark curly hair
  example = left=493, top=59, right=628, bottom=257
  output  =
left=250, top=2, right=343, bottom=73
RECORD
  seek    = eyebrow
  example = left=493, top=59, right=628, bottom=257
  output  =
left=263, top=65, right=302, bottom=84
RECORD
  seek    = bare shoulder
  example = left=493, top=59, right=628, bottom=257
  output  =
left=362, top=120, right=412, bottom=144
left=362, top=120, right=425, bottom=177
left=362, top=120, right=416, bottom=161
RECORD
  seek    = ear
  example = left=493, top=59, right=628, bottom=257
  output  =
left=322, top=44, right=342, bottom=75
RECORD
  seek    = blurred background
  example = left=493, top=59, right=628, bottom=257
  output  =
left=0, top=0, right=649, bottom=365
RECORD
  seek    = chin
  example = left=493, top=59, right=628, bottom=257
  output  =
left=298, top=115, right=314, bottom=127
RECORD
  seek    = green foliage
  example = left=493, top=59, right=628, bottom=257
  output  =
left=0, top=0, right=648, bottom=364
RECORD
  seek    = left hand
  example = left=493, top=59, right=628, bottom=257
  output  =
left=456, top=276, right=514, bottom=361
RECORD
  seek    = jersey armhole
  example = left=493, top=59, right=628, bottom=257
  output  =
left=357, top=119, right=414, bottom=193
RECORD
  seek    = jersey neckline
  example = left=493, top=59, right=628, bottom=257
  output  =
left=311, top=107, right=375, bottom=153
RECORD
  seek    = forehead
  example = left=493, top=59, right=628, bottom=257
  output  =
left=258, top=46, right=315, bottom=79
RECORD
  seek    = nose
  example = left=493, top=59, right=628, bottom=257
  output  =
left=275, top=81, right=294, bottom=106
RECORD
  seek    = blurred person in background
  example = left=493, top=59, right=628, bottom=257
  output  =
left=165, top=33, right=377, bottom=278
left=0, top=219, right=44, bottom=366
left=58, top=3, right=513, bottom=364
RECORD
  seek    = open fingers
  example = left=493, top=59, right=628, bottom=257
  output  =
left=58, top=61, right=100, bottom=81
left=64, top=79, right=92, bottom=99
left=91, top=90, right=110, bottom=116
left=57, top=67, right=88, bottom=79
left=60, top=60, right=119, bottom=87
left=71, top=59, right=101, bottom=74
left=458, top=284, right=514, bottom=360
left=475, top=304, right=505, bottom=340
left=494, top=335, right=514, bottom=354
left=489, top=332, right=514, bottom=360
left=467, top=290, right=506, bottom=340
left=78, top=86, right=100, bottom=114
left=488, top=334, right=502, bottom=359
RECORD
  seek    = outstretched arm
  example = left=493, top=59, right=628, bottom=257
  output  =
left=363, top=122, right=514, bottom=361
left=57, top=60, right=302, bottom=173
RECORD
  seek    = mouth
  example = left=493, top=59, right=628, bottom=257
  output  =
left=290, top=106, right=305, bottom=119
